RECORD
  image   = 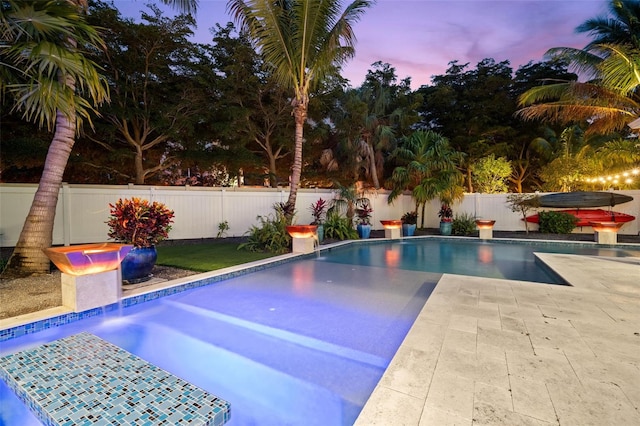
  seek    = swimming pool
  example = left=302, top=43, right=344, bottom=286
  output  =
left=1, top=238, right=638, bottom=425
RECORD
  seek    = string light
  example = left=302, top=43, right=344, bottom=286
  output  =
left=583, top=166, right=640, bottom=188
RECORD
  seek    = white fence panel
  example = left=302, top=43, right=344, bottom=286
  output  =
left=1, top=184, right=638, bottom=247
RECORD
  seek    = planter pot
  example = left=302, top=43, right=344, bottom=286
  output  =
left=357, top=224, right=372, bottom=239
left=316, top=224, right=324, bottom=243
left=121, top=246, right=157, bottom=283
left=439, top=221, right=452, bottom=236
left=402, top=223, right=416, bottom=237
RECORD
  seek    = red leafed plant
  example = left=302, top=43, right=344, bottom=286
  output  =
left=309, top=198, right=328, bottom=225
left=107, top=197, right=175, bottom=247
left=438, top=204, right=453, bottom=222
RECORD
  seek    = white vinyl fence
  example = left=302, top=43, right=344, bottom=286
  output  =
left=1, top=183, right=638, bottom=247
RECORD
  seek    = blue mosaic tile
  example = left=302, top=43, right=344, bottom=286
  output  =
left=0, top=332, right=231, bottom=425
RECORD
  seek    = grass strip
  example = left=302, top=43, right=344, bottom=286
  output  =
left=156, top=242, right=276, bottom=272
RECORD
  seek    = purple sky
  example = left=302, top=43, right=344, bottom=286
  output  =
left=115, top=0, right=607, bottom=88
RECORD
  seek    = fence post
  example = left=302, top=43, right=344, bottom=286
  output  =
left=62, top=183, right=71, bottom=246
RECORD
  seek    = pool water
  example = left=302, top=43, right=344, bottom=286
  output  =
left=1, top=238, right=637, bottom=425
left=320, top=238, right=637, bottom=284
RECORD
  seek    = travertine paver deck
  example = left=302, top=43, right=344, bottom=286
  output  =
left=355, top=252, right=640, bottom=425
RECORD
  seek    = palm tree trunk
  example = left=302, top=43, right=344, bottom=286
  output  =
left=3, top=111, right=77, bottom=277
left=286, top=98, right=307, bottom=215
left=367, top=141, right=380, bottom=189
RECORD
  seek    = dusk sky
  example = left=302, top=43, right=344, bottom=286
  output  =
left=116, top=0, right=608, bottom=89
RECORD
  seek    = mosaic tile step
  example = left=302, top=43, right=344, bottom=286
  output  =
left=0, top=332, right=231, bottom=425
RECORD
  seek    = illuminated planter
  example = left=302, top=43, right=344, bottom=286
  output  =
left=286, top=225, right=318, bottom=254
left=380, top=220, right=402, bottom=239
left=590, top=221, right=624, bottom=244
left=43, top=243, right=132, bottom=313
left=43, top=243, right=132, bottom=275
left=475, top=219, right=496, bottom=240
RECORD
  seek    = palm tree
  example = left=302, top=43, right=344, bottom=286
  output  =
left=517, top=0, right=640, bottom=135
left=387, top=130, right=465, bottom=228
left=1, top=0, right=197, bottom=277
left=2, top=0, right=108, bottom=277
left=227, top=0, right=375, bottom=218
left=576, top=0, right=640, bottom=49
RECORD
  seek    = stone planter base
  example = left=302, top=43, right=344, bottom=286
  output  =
left=62, top=269, right=120, bottom=313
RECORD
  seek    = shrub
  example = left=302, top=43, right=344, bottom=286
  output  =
left=538, top=211, right=578, bottom=234
left=216, top=221, right=230, bottom=238
left=438, top=204, right=453, bottom=222
left=323, top=211, right=358, bottom=240
left=452, top=213, right=476, bottom=236
left=107, top=197, right=174, bottom=247
left=401, top=211, right=418, bottom=225
left=238, top=211, right=291, bottom=254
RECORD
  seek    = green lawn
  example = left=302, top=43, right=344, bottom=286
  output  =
left=156, top=242, right=276, bottom=272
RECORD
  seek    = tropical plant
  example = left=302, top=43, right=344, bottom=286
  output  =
left=217, top=221, right=230, bottom=238
left=387, top=130, right=465, bottom=227
left=452, top=212, right=476, bottom=236
left=438, top=204, right=453, bottom=223
left=327, top=182, right=367, bottom=223
left=323, top=210, right=359, bottom=240
left=228, top=0, right=375, bottom=218
left=517, top=0, right=640, bottom=136
left=355, top=199, right=373, bottom=225
left=1, top=0, right=109, bottom=277
left=309, top=198, right=328, bottom=225
left=238, top=208, right=291, bottom=254
left=1, top=0, right=197, bottom=278
left=401, top=211, right=418, bottom=225
left=107, top=198, right=175, bottom=248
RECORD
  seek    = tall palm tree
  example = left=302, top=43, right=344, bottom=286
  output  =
left=1, top=0, right=197, bottom=277
left=227, top=0, right=375, bottom=218
left=2, top=0, right=108, bottom=277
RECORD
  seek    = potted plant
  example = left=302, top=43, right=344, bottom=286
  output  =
left=355, top=199, right=373, bottom=239
left=309, top=198, right=327, bottom=243
left=438, top=203, right=453, bottom=235
left=401, top=211, right=418, bottom=236
left=107, top=197, right=174, bottom=283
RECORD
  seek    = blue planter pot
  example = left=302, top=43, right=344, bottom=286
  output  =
left=121, top=246, right=157, bottom=283
left=316, top=224, right=324, bottom=243
left=357, top=224, right=372, bottom=239
left=439, top=221, right=452, bottom=236
left=402, top=224, right=416, bottom=236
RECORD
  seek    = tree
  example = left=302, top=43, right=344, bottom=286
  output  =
left=387, top=130, right=465, bottom=227
left=86, top=2, right=208, bottom=184
left=536, top=125, right=610, bottom=191
left=1, top=0, right=197, bottom=277
left=1, top=0, right=108, bottom=277
left=208, top=23, right=295, bottom=187
left=517, top=0, right=640, bottom=135
left=417, top=59, right=517, bottom=192
left=471, top=155, right=512, bottom=193
left=506, top=193, right=540, bottom=234
left=228, top=0, right=375, bottom=219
